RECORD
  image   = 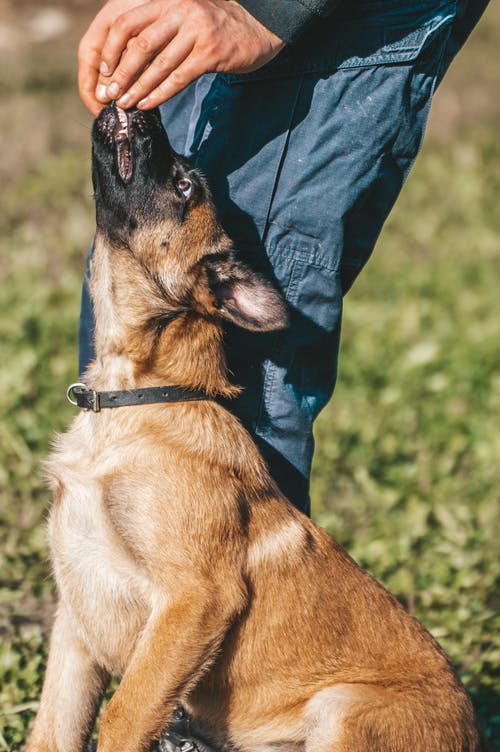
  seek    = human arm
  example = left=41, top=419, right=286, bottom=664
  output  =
left=78, top=0, right=346, bottom=115
left=78, top=0, right=286, bottom=115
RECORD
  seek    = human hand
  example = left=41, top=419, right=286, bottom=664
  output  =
left=78, top=0, right=285, bottom=115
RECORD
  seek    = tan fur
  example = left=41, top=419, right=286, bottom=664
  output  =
left=28, top=186, right=480, bottom=752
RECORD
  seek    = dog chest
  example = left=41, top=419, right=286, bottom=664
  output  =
left=47, top=471, right=151, bottom=672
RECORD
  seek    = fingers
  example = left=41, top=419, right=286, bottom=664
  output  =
left=95, top=6, right=185, bottom=106
left=92, top=0, right=223, bottom=107
left=99, top=2, right=166, bottom=79
left=78, top=0, right=152, bottom=113
left=135, top=55, right=205, bottom=109
left=78, top=0, right=286, bottom=114
left=78, top=15, right=113, bottom=114
left=78, top=47, right=104, bottom=115
left=115, top=28, right=196, bottom=108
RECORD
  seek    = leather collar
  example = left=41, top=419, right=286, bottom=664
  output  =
left=66, top=382, right=208, bottom=412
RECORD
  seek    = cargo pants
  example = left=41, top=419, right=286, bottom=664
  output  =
left=79, top=0, right=489, bottom=513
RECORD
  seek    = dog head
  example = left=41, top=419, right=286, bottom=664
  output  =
left=91, top=104, right=288, bottom=335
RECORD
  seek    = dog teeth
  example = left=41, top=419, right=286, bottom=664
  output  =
left=116, top=106, right=128, bottom=126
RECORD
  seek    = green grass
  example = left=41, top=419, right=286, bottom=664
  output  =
left=1, top=36, right=499, bottom=752
left=0, top=144, right=89, bottom=748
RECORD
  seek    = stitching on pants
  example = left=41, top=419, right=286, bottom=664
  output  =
left=262, top=75, right=305, bottom=245
left=254, top=257, right=302, bottom=439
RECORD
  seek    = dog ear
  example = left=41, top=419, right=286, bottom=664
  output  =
left=201, top=255, right=289, bottom=332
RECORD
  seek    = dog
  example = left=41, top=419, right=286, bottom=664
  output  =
left=27, top=103, right=481, bottom=752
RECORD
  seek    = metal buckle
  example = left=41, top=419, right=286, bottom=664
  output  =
left=66, top=382, right=100, bottom=412
left=66, top=382, right=87, bottom=406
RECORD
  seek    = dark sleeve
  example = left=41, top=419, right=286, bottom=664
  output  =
left=238, top=0, right=344, bottom=44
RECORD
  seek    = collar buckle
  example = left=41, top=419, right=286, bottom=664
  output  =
left=66, top=382, right=101, bottom=412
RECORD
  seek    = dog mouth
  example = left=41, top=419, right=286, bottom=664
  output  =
left=114, top=105, right=133, bottom=184
left=93, top=103, right=173, bottom=192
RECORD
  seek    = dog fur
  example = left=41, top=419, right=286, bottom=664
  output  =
left=27, top=105, right=480, bottom=752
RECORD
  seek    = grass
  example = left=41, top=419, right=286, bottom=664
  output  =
left=0, top=6, right=499, bottom=748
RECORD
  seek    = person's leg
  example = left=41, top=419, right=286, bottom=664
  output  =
left=78, top=0, right=488, bottom=515
left=78, top=251, right=94, bottom=377
left=174, top=8, right=458, bottom=514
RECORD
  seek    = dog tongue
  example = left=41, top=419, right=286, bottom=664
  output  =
left=114, top=106, right=133, bottom=183
left=116, top=138, right=132, bottom=183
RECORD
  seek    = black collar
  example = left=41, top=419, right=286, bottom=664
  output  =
left=66, top=382, right=208, bottom=412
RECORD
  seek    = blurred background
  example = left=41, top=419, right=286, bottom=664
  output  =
left=0, top=1, right=499, bottom=748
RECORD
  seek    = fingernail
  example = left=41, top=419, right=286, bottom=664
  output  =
left=99, top=61, right=110, bottom=76
left=138, top=97, right=149, bottom=108
left=108, top=82, right=120, bottom=98
left=96, top=84, right=108, bottom=101
left=118, top=93, right=130, bottom=107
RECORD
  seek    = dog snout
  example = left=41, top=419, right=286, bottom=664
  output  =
left=91, top=103, right=212, bottom=251
left=93, top=103, right=165, bottom=146
left=92, top=103, right=174, bottom=184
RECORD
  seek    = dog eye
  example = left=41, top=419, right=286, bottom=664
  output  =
left=176, top=178, right=193, bottom=199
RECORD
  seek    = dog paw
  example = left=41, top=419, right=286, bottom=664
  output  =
left=158, top=731, right=206, bottom=752
left=157, top=707, right=218, bottom=752
left=158, top=736, right=197, bottom=752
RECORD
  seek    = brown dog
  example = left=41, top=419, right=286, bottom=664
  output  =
left=27, top=104, right=480, bottom=752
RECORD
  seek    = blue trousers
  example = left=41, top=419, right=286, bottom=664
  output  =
left=79, top=0, right=488, bottom=514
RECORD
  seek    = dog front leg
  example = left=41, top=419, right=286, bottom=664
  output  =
left=97, top=587, right=239, bottom=752
left=27, top=605, right=109, bottom=752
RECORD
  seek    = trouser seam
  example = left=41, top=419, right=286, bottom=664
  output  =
left=261, top=75, right=305, bottom=245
